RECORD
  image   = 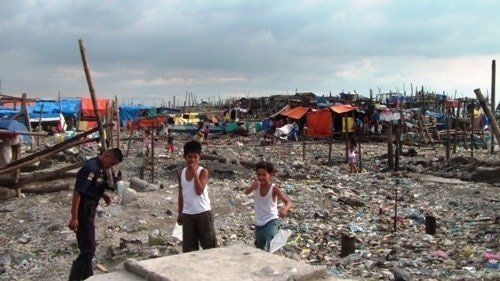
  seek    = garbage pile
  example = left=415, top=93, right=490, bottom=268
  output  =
left=0, top=133, right=498, bottom=280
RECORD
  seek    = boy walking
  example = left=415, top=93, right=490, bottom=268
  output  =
left=245, top=161, right=292, bottom=251
left=177, top=140, right=217, bottom=252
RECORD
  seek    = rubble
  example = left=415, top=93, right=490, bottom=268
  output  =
left=0, top=133, right=499, bottom=280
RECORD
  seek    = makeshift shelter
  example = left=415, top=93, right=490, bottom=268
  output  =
left=306, top=109, right=333, bottom=138
left=119, top=105, right=152, bottom=127
left=330, top=104, right=357, bottom=133
left=81, top=97, right=109, bottom=118
left=279, top=106, right=310, bottom=120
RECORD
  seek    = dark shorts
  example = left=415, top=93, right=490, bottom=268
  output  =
left=182, top=210, right=217, bottom=253
left=255, top=219, right=279, bottom=251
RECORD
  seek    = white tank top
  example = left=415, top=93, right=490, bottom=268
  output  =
left=181, top=166, right=211, bottom=214
left=254, top=183, right=279, bottom=226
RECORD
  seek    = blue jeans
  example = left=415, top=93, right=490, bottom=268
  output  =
left=255, top=219, right=279, bottom=251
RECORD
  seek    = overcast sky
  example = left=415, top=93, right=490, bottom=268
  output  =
left=0, top=0, right=498, bottom=105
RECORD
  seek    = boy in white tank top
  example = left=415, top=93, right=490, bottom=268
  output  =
left=177, top=141, right=217, bottom=252
left=245, top=161, right=292, bottom=251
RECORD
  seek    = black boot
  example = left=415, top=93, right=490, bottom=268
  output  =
left=68, top=260, right=88, bottom=281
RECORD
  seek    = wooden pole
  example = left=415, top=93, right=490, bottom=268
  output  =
left=393, top=180, right=398, bottom=232
left=470, top=103, right=474, bottom=157
left=78, top=39, right=107, bottom=152
left=0, top=125, right=105, bottom=171
left=303, top=127, right=307, bottom=161
left=115, top=95, right=121, bottom=149
left=475, top=88, right=500, bottom=147
left=78, top=39, right=114, bottom=188
left=150, top=124, right=155, bottom=183
left=453, top=101, right=461, bottom=153
left=21, top=93, right=33, bottom=151
left=446, top=108, right=451, bottom=160
left=0, top=137, right=99, bottom=175
left=491, top=60, right=496, bottom=154
left=387, top=122, right=393, bottom=170
left=12, top=144, right=21, bottom=197
left=358, top=140, right=362, bottom=172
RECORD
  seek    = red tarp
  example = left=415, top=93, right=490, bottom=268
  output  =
left=306, top=109, right=332, bottom=138
left=330, top=104, right=357, bottom=114
left=445, top=100, right=459, bottom=108
left=127, top=116, right=167, bottom=130
left=81, top=98, right=109, bottom=118
left=280, top=106, right=310, bottom=120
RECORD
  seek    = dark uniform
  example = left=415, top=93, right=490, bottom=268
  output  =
left=69, top=157, right=108, bottom=280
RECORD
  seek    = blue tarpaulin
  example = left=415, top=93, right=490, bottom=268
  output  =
left=119, top=105, right=151, bottom=127
left=0, top=120, right=32, bottom=143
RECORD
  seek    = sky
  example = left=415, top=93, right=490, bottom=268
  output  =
left=0, top=0, right=498, bottom=106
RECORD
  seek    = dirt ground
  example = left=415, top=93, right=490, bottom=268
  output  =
left=0, top=133, right=499, bottom=280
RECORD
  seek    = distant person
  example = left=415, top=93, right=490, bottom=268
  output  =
left=143, top=130, right=152, bottom=156
left=203, top=125, right=210, bottom=141
left=244, top=161, right=292, bottom=251
left=177, top=141, right=217, bottom=252
left=193, top=130, right=204, bottom=143
left=68, top=148, right=123, bottom=280
left=348, top=139, right=358, bottom=174
left=166, top=130, right=175, bottom=154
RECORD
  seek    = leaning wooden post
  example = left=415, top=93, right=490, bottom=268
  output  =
left=79, top=39, right=114, bottom=187
left=491, top=61, right=496, bottom=154
left=475, top=88, right=500, bottom=148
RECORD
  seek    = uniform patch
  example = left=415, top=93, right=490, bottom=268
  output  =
left=87, top=172, right=95, bottom=181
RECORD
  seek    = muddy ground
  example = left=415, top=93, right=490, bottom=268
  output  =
left=0, top=133, right=499, bottom=280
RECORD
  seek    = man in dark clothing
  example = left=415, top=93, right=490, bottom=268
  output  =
left=68, top=148, right=123, bottom=280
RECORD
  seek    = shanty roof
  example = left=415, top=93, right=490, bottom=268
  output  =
left=329, top=104, right=357, bottom=114
left=280, top=106, right=310, bottom=119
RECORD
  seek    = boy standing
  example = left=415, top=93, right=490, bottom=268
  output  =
left=245, top=161, right=292, bottom=251
left=348, top=139, right=358, bottom=174
left=177, top=141, right=217, bottom=252
left=166, top=130, right=175, bottom=154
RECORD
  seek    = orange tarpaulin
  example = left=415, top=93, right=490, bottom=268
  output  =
left=81, top=97, right=109, bottom=118
left=306, top=109, right=332, bottom=138
left=330, top=104, right=357, bottom=114
left=127, top=116, right=167, bottom=130
left=280, top=106, right=310, bottom=120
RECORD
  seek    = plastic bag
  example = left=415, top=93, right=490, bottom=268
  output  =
left=269, top=229, right=292, bottom=253
left=172, top=223, right=183, bottom=241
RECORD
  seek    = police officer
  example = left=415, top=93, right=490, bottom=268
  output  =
left=68, top=148, right=123, bottom=280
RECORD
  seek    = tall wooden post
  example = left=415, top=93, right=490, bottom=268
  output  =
left=387, top=122, right=393, bottom=170
left=446, top=108, right=451, bottom=160
left=78, top=39, right=114, bottom=187
left=470, top=103, right=474, bottom=157
left=491, top=60, right=496, bottom=154
left=115, top=95, right=121, bottom=149
left=453, top=101, right=461, bottom=153
left=150, top=124, right=155, bottom=183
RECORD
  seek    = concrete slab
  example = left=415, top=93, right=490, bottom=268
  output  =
left=87, top=271, right=144, bottom=281
left=89, top=244, right=338, bottom=281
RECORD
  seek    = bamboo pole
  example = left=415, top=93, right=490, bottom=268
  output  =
left=150, top=124, right=155, bottom=183
left=79, top=38, right=114, bottom=188
left=0, top=137, right=99, bottom=175
left=0, top=125, right=106, bottom=171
